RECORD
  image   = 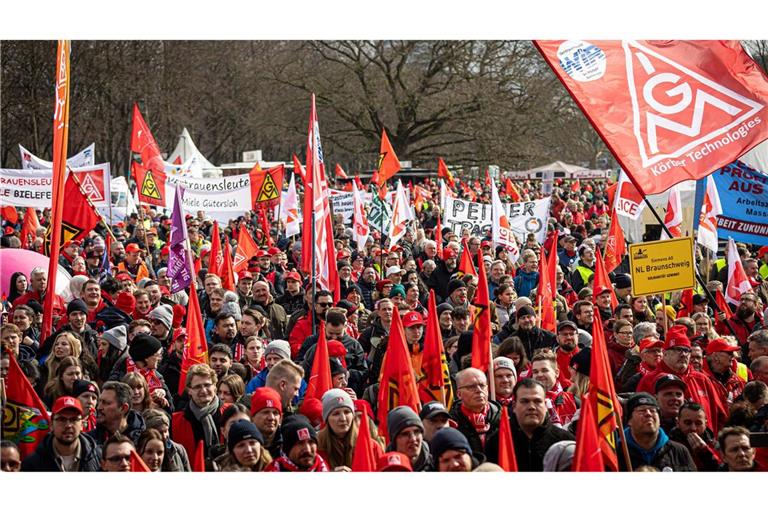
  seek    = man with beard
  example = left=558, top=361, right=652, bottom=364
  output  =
left=594, top=286, right=614, bottom=322
left=208, top=344, right=234, bottom=381
left=110, top=241, right=126, bottom=265
left=288, top=290, right=333, bottom=359
left=637, top=325, right=728, bottom=434
left=86, top=381, right=146, bottom=447
left=496, top=305, right=557, bottom=360
left=21, top=396, right=102, bottom=471
left=359, top=298, right=393, bottom=358
left=571, top=300, right=594, bottom=335
left=444, top=279, right=469, bottom=309
left=256, top=249, right=285, bottom=297
left=210, top=312, right=240, bottom=350
left=716, top=292, right=760, bottom=349
left=264, top=414, right=329, bottom=471
left=276, top=271, right=305, bottom=316
left=668, top=402, right=721, bottom=471
left=338, top=261, right=354, bottom=291
left=116, top=243, right=151, bottom=283
left=253, top=280, right=288, bottom=340
left=357, top=267, right=378, bottom=311
left=554, top=321, right=580, bottom=387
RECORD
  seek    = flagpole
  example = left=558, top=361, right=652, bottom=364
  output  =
left=69, top=168, right=119, bottom=243
left=311, top=194, right=317, bottom=337
left=488, top=341, right=496, bottom=401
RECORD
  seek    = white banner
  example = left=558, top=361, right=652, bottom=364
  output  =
left=444, top=196, right=551, bottom=243
left=19, top=143, right=95, bottom=170
left=0, top=164, right=111, bottom=208
left=329, top=188, right=399, bottom=225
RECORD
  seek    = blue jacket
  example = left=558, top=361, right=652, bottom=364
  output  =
left=513, top=270, right=540, bottom=299
left=245, top=368, right=307, bottom=405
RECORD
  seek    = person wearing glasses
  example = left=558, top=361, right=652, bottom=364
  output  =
left=715, top=291, right=759, bottom=346
left=607, top=319, right=635, bottom=376
left=288, top=290, right=334, bottom=359
left=637, top=325, right=728, bottom=434
left=21, top=396, right=102, bottom=472
left=448, top=367, right=501, bottom=458
left=100, top=433, right=135, bottom=472
left=172, top=363, right=229, bottom=463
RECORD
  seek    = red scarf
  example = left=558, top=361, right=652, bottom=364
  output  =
left=125, top=357, right=164, bottom=393
left=460, top=403, right=491, bottom=445
left=545, top=382, right=565, bottom=426
left=265, top=454, right=330, bottom=472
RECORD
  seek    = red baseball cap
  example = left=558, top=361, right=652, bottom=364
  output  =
left=593, top=285, right=611, bottom=296
left=267, top=247, right=281, bottom=256
left=759, top=246, right=768, bottom=258
left=115, top=272, right=133, bottom=282
left=160, top=246, right=170, bottom=257
left=52, top=396, right=83, bottom=416
left=256, top=249, right=269, bottom=258
left=705, top=338, right=740, bottom=355
left=639, top=337, right=664, bottom=352
left=238, top=270, right=254, bottom=281
left=377, top=452, right=413, bottom=472
left=284, top=271, right=302, bottom=282
left=125, top=243, right=141, bottom=253
left=402, top=311, right=426, bottom=328
left=250, top=387, right=283, bottom=416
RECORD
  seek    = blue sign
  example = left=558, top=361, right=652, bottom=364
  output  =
left=707, top=160, right=768, bottom=246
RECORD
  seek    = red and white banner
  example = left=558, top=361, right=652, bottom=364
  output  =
left=351, top=179, right=370, bottom=251
left=661, top=183, right=683, bottom=239
left=536, top=40, right=768, bottom=194
left=388, top=180, right=414, bottom=249
left=614, top=170, right=646, bottom=220
left=696, top=174, right=722, bottom=253
left=0, top=164, right=111, bottom=208
left=280, top=173, right=301, bottom=238
left=490, top=179, right=520, bottom=261
left=725, top=237, right=752, bottom=305
left=19, top=143, right=95, bottom=170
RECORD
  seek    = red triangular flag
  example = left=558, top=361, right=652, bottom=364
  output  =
left=334, top=163, right=348, bottom=179
left=43, top=172, right=101, bottom=256
left=603, top=206, right=626, bottom=273
left=3, top=351, right=51, bottom=458
left=131, top=103, right=165, bottom=173
left=677, top=288, right=694, bottom=319
left=130, top=449, right=151, bottom=472
left=304, top=321, right=332, bottom=402
left=715, top=289, right=733, bottom=320
left=498, top=407, right=519, bottom=472
left=458, top=238, right=477, bottom=277
left=588, top=307, right=621, bottom=471
left=208, top=221, right=222, bottom=277
left=233, top=225, right=258, bottom=273
left=20, top=207, right=41, bottom=250
left=378, top=129, right=401, bottom=183
left=220, top=237, right=236, bottom=292
left=178, top=282, right=209, bottom=395
left=471, top=249, right=492, bottom=373
left=505, top=178, right=522, bottom=202
left=571, top=178, right=581, bottom=192
left=418, top=290, right=454, bottom=409
left=437, top=158, right=455, bottom=188
left=351, top=409, right=380, bottom=472
left=572, top=392, right=605, bottom=472
left=536, top=234, right=557, bottom=333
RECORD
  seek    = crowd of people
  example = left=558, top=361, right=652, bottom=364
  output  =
left=1, top=176, right=767, bottom=473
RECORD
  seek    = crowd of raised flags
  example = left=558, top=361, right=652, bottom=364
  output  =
left=1, top=40, right=768, bottom=475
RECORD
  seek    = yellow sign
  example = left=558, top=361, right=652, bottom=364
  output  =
left=629, top=237, right=696, bottom=296
left=140, top=171, right=162, bottom=200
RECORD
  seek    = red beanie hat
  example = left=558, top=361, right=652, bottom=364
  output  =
left=298, top=397, right=323, bottom=428
left=353, top=399, right=374, bottom=420
left=327, top=340, right=348, bottom=367
left=250, top=387, right=283, bottom=416
left=115, top=292, right=136, bottom=316
left=172, top=304, right=186, bottom=329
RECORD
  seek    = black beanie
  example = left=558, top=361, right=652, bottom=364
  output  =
left=129, top=333, right=163, bottom=363
left=280, top=414, right=317, bottom=454
left=516, top=305, right=536, bottom=319
left=72, top=379, right=98, bottom=397
left=430, top=427, right=472, bottom=459
left=227, top=420, right=264, bottom=454
left=67, top=299, right=88, bottom=316
left=446, top=279, right=467, bottom=297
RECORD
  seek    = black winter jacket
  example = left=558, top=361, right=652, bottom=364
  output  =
left=21, top=433, right=102, bottom=472
left=485, top=412, right=575, bottom=471
left=494, top=324, right=557, bottom=360
left=85, top=410, right=146, bottom=447
left=449, top=400, right=502, bottom=458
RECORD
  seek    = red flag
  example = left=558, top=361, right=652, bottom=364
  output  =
left=570, top=178, right=581, bottom=192
left=233, top=225, right=258, bottom=273
left=130, top=449, right=151, bottom=472
left=504, top=178, right=521, bottom=202
left=351, top=406, right=381, bottom=472
left=293, top=153, right=307, bottom=185
left=498, top=407, right=519, bottom=472
left=434, top=213, right=444, bottom=259
left=192, top=439, right=206, bottom=472
left=715, top=289, right=733, bottom=320
left=220, top=237, right=236, bottom=292
left=485, top=169, right=492, bottom=187
left=256, top=207, right=274, bottom=247
left=249, top=164, right=285, bottom=210
left=304, top=322, right=332, bottom=402
left=588, top=306, right=622, bottom=471
left=437, top=158, right=455, bottom=188
left=208, top=221, right=222, bottom=276
left=377, top=128, right=401, bottom=183
left=2, top=352, right=51, bottom=458
left=471, top=249, right=492, bottom=373
left=42, top=40, right=71, bottom=342
left=178, top=282, right=209, bottom=395
left=1, top=205, right=18, bottom=224
left=20, top=207, right=41, bottom=250
left=593, top=247, right=618, bottom=310
left=603, top=206, right=626, bottom=273
left=536, top=236, right=557, bottom=333
left=44, top=171, right=101, bottom=256
left=572, top=392, right=604, bottom=472
left=677, top=288, right=695, bottom=318
left=535, top=40, right=768, bottom=195
left=334, top=163, right=348, bottom=179
left=376, top=305, right=421, bottom=441
left=726, top=237, right=752, bottom=305
left=130, top=103, right=165, bottom=174
left=418, top=290, right=454, bottom=409
left=458, top=238, right=477, bottom=277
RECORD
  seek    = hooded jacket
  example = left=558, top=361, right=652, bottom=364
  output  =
left=21, top=432, right=102, bottom=472
left=494, top=323, right=557, bottom=360
left=619, top=427, right=697, bottom=472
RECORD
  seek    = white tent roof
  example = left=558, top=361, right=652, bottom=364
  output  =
left=167, top=128, right=219, bottom=171
left=524, top=160, right=591, bottom=175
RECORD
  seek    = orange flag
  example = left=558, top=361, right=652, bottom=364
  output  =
left=376, top=305, right=421, bottom=440
left=334, top=163, right=348, bottom=179
left=434, top=214, right=444, bottom=259
left=471, top=249, right=492, bottom=373
left=351, top=410, right=379, bottom=472
left=603, top=207, right=626, bottom=273
left=458, top=238, right=477, bottom=277
left=208, top=221, right=222, bottom=276
left=498, top=407, right=519, bottom=472
left=418, top=290, right=454, bottom=409
left=504, top=178, right=522, bottom=202
left=20, top=207, right=41, bottom=250
left=304, top=321, right=332, bottom=402
left=220, top=237, right=236, bottom=292
left=437, top=157, right=455, bottom=188
left=41, top=40, right=71, bottom=342
left=593, top=247, right=618, bottom=310
left=536, top=236, right=557, bottom=333
left=130, top=449, right=151, bottom=472
left=715, top=289, right=733, bottom=320
left=178, top=282, right=209, bottom=395
left=192, top=439, right=206, bottom=472
left=588, top=306, right=622, bottom=471
left=572, top=392, right=605, bottom=472
left=233, top=225, right=258, bottom=273
left=377, top=128, right=401, bottom=183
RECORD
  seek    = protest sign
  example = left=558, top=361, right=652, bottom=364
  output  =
left=19, top=143, right=95, bottom=170
left=443, top=196, right=551, bottom=243
left=629, top=237, right=696, bottom=296
left=0, top=164, right=111, bottom=208
left=706, top=160, right=768, bottom=245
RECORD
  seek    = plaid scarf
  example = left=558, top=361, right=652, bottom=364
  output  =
left=267, top=454, right=330, bottom=472
left=460, top=403, right=491, bottom=446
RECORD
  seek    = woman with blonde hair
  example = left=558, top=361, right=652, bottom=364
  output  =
left=40, top=331, right=83, bottom=389
left=217, top=420, right=272, bottom=472
left=317, top=389, right=358, bottom=471
left=567, top=347, right=591, bottom=399
left=122, top=372, right=152, bottom=413
left=692, top=312, right=718, bottom=343
left=42, top=356, right=83, bottom=407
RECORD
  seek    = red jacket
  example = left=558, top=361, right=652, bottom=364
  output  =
left=288, top=314, right=314, bottom=359
left=715, top=316, right=759, bottom=346
left=637, top=361, right=727, bottom=434
left=171, top=402, right=230, bottom=460
left=546, top=388, right=578, bottom=426
left=701, top=359, right=745, bottom=408
left=555, top=347, right=578, bottom=388
left=606, top=337, right=631, bottom=377
left=13, top=290, right=66, bottom=319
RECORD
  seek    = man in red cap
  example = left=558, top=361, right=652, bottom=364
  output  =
left=236, top=270, right=255, bottom=309
left=276, top=271, right=306, bottom=317
left=702, top=338, right=745, bottom=407
left=620, top=336, right=664, bottom=392
left=21, top=396, right=102, bottom=472
left=58, top=239, right=81, bottom=275
left=594, top=286, right=613, bottom=322
left=431, top=246, right=459, bottom=301
left=116, top=242, right=151, bottom=283
left=637, top=325, right=728, bottom=433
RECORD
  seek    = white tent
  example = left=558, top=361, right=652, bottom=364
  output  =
left=506, top=160, right=611, bottom=180
left=167, top=128, right=222, bottom=178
